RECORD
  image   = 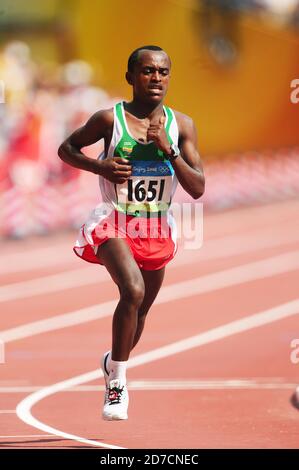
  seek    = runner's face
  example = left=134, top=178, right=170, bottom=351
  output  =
left=130, top=51, right=171, bottom=103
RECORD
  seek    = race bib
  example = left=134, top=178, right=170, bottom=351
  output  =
left=116, top=160, right=174, bottom=215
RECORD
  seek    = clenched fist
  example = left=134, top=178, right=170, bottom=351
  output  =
left=97, top=157, right=132, bottom=184
left=147, top=116, right=171, bottom=155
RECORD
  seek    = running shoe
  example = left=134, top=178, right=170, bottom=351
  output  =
left=101, top=351, right=110, bottom=387
left=102, top=379, right=129, bottom=421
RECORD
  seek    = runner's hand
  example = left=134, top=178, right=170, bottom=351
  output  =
left=147, top=116, right=171, bottom=154
left=97, top=157, right=132, bottom=184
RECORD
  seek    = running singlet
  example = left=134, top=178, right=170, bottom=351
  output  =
left=98, top=101, right=178, bottom=217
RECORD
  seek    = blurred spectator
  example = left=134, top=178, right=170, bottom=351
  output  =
left=0, top=34, right=298, bottom=239
left=0, top=41, right=118, bottom=238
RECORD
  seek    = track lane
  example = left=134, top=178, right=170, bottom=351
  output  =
left=1, top=199, right=299, bottom=448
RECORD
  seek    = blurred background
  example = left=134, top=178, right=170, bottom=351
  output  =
left=0, top=0, right=299, bottom=238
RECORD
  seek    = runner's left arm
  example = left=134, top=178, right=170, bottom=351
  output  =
left=172, top=114, right=205, bottom=199
left=147, top=113, right=205, bottom=199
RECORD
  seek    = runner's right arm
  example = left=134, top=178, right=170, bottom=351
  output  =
left=58, top=110, right=132, bottom=184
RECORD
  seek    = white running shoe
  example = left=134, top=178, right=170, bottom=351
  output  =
left=102, top=379, right=129, bottom=421
left=101, top=351, right=110, bottom=413
left=101, top=351, right=110, bottom=387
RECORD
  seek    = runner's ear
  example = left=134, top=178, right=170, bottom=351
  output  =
left=159, top=116, right=165, bottom=125
left=126, top=71, right=133, bottom=85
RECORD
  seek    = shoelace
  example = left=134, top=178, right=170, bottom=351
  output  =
left=108, top=386, right=124, bottom=405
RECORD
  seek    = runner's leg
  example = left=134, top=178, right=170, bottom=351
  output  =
left=131, top=267, right=165, bottom=350
left=96, top=238, right=145, bottom=361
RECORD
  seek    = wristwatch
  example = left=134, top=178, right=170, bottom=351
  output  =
left=167, top=143, right=180, bottom=161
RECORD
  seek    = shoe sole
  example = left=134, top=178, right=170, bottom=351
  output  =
left=102, top=413, right=128, bottom=421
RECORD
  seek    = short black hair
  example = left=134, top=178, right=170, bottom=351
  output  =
left=127, top=45, right=166, bottom=72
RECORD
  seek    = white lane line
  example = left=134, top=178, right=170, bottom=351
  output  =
left=0, top=387, right=48, bottom=392
left=198, top=224, right=299, bottom=261
left=0, top=434, right=58, bottom=438
left=2, top=249, right=299, bottom=343
left=0, top=267, right=109, bottom=303
left=113, top=380, right=298, bottom=390
left=16, top=297, right=299, bottom=449
left=0, top=246, right=74, bottom=275
left=16, top=370, right=124, bottom=450
left=1, top=224, right=299, bottom=302
left=0, top=379, right=297, bottom=392
left=1, top=301, right=117, bottom=343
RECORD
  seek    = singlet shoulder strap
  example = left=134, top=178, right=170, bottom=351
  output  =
left=115, top=101, right=131, bottom=141
left=164, top=105, right=179, bottom=145
left=164, top=105, right=174, bottom=134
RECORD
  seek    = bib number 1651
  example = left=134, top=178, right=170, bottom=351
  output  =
left=127, top=179, right=165, bottom=202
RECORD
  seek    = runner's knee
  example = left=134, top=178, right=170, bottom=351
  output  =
left=120, top=280, right=145, bottom=307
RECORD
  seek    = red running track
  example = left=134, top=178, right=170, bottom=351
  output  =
left=0, top=199, right=299, bottom=449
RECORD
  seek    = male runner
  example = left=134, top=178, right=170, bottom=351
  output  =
left=58, top=45, right=205, bottom=421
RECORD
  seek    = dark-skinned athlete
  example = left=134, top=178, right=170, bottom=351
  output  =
left=58, top=45, right=205, bottom=421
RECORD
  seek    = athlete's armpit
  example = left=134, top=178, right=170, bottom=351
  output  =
left=68, top=109, right=114, bottom=150
left=58, top=109, right=114, bottom=175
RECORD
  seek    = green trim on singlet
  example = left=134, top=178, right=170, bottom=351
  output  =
left=114, top=102, right=174, bottom=160
left=115, top=102, right=131, bottom=142
left=113, top=102, right=176, bottom=216
left=164, top=105, right=173, bottom=138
